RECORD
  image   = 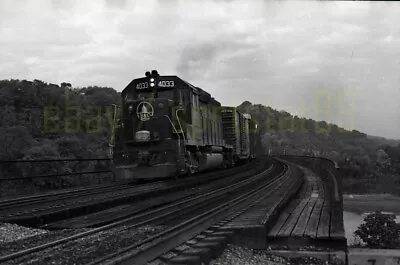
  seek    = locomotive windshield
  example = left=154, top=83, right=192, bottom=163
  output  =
left=136, top=91, right=154, bottom=99
left=136, top=90, right=174, bottom=100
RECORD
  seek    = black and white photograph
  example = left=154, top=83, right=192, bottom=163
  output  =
left=0, top=0, right=400, bottom=264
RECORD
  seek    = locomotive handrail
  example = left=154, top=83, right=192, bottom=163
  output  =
left=175, top=108, right=187, bottom=144
left=175, top=108, right=190, bottom=171
left=151, top=114, right=186, bottom=173
left=150, top=115, right=181, bottom=137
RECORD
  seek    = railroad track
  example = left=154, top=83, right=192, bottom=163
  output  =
left=0, top=180, right=168, bottom=226
left=89, top=161, right=290, bottom=265
left=0, top=181, right=135, bottom=209
left=0, top=159, right=284, bottom=265
left=44, top=159, right=270, bottom=229
left=0, top=161, right=261, bottom=228
left=0, top=181, right=146, bottom=218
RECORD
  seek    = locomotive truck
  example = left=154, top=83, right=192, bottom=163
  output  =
left=111, top=70, right=257, bottom=180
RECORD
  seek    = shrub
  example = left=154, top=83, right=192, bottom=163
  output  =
left=354, top=211, right=400, bottom=248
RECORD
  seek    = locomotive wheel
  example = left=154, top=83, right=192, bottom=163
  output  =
left=222, top=162, right=227, bottom=169
left=188, top=164, right=196, bottom=175
left=222, top=159, right=231, bottom=169
left=185, top=151, right=199, bottom=176
left=186, top=160, right=197, bottom=175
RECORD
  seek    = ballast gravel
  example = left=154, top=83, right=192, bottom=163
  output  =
left=209, top=245, right=344, bottom=265
left=1, top=223, right=343, bottom=265
left=0, top=223, right=48, bottom=243
left=209, top=245, right=289, bottom=265
left=1, top=224, right=166, bottom=265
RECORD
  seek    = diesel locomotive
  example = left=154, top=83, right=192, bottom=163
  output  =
left=111, top=70, right=257, bottom=179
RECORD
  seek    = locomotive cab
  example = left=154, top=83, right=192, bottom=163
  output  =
left=111, top=70, right=252, bottom=181
left=112, top=71, right=190, bottom=179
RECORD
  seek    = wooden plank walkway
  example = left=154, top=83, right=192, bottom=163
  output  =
left=267, top=166, right=345, bottom=243
left=219, top=164, right=305, bottom=249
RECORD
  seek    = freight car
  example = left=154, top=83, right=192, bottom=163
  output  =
left=248, top=117, right=257, bottom=160
left=111, top=70, right=256, bottom=180
left=221, top=107, right=253, bottom=164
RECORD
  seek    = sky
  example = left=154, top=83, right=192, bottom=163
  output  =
left=0, top=0, right=399, bottom=139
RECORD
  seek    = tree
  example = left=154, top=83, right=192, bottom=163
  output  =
left=354, top=211, right=400, bottom=248
left=0, top=126, right=37, bottom=160
left=376, top=149, right=391, bottom=168
left=60, top=82, right=70, bottom=88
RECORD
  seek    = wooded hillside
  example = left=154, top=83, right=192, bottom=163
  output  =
left=237, top=101, right=400, bottom=194
left=0, top=79, right=121, bottom=161
left=1, top=79, right=399, bottom=194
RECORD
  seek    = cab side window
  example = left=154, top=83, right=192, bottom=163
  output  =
left=192, top=93, right=199, bottom=107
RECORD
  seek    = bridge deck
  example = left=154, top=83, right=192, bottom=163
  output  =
left=218, top=163, right=304, bottom=249
left=266, top=166, right=345, bottom=249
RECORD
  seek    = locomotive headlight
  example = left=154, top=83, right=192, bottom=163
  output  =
left=128, top=105, right=134, bottom=112
left=150, top=77, right=155, bottom=87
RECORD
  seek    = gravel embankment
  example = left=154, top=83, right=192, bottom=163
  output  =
left=210, top=245, right=344, bottom=265
left=1, top=223, right=166, bottom=265
left=1, top=223, right=343, bottom=265
left=210, top=245, right=289, bottom=265
left=0, top=223, right=48, bottom=243
left=0, top=224, right=92, bottom=257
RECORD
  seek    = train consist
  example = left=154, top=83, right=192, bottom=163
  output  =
left=112, top=70, right=257, bottom=179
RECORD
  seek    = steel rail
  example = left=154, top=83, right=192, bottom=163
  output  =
left=91, top=164, right=290, bottom=265
left=0, top=160, right=269, bottom=263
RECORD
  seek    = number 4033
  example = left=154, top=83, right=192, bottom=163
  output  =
left=158, top=81, right=174, bottom=87
left=136, top=80, right=175, bottom=89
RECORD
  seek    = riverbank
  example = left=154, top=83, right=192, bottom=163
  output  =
left=343, top=193, right=400, bottom=215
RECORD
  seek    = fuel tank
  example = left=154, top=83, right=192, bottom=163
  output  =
left=210, top=146, right=223, bottom=153
left=112, top=163, right=178, bottom=180
left=198, top=153, right=223, bottom=171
